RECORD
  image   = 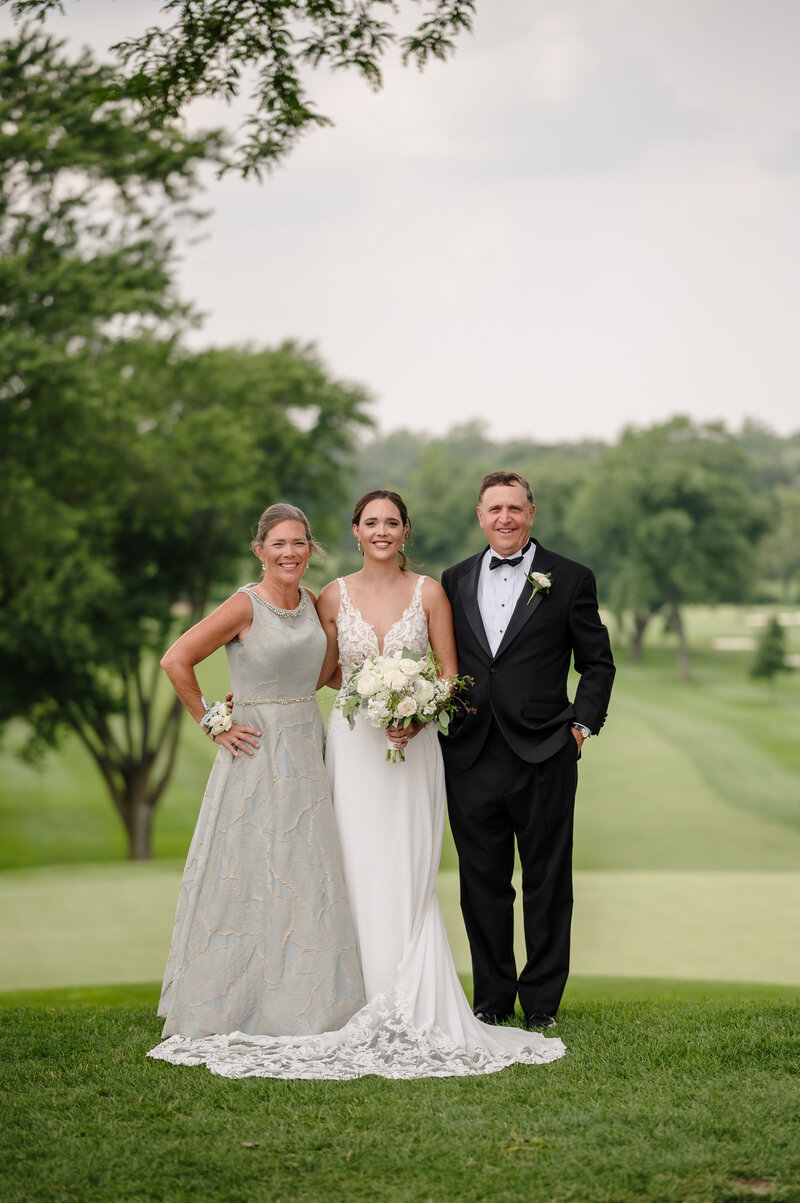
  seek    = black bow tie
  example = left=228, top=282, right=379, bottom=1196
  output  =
left=488, top=541, right=532, bottom=570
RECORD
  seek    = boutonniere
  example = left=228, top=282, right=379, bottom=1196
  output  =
left=525, top=570, right=552, bottom=605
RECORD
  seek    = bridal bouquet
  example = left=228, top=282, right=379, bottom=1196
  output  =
left=336, top=647, right=474, bottom=762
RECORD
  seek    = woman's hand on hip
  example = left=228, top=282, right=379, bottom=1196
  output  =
left=214, top=724, right=261, bottom=758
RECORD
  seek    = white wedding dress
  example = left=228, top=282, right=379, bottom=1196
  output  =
left=148, top=576, right=565, bottom=1079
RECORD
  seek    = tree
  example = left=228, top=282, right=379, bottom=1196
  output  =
left=4, top=0, right=476, bottom=175
left=0, top=29, right=371, bottom=858
left=759, top=486, right=800, bottom=601
left=570, top=417, right=770, bottom=679
left=403, top=423, right=495, bottom=574
left=750, top=616, right=790, bottom=703
left=3, top=335, right=371, bottom=860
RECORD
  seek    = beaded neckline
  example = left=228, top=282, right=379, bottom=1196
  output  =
left=241, top=585, right=308, bottom=618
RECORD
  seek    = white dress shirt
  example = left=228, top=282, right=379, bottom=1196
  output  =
left=477, top=541, right=536, bottom=657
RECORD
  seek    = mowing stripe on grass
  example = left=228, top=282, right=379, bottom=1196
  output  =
left=2, top=862, right=798, bottom=992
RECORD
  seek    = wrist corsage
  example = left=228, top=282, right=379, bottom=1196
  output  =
left=200, top=700, right=233, bottom=739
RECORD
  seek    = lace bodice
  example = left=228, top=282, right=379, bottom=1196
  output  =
left=336, top=575, right=429, bottom=673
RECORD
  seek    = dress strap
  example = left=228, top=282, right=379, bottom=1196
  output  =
left=336, top=576, right=355, bottom=613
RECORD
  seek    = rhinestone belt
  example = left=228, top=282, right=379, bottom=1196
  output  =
left=238, top=695, right=315, bottom=706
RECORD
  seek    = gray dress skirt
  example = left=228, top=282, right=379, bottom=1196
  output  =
left=154, top=586, right=365, bottom=1041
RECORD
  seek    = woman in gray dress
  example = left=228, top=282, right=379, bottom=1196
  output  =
left=152, top=503, right=365, bottom=1048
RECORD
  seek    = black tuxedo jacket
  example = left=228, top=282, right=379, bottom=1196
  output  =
left=441, top=540, right=615, bottom=771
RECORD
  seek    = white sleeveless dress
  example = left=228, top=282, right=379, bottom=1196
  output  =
left=321, top=575, right=565, bottom=1076
left=147, top=577, right=565, bottom=1078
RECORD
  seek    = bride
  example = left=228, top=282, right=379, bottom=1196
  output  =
left=150, top=491, right=565, bottom=1078
left=314, top=490, right=565, bottom=1076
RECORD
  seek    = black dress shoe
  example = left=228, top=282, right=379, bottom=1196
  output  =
left=524, top=1011, right=557, bottom=1030
left=474, top=1011, right=514, bottom=1026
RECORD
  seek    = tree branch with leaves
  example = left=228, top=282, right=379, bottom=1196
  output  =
left=4, top=0, right=476, bottom=174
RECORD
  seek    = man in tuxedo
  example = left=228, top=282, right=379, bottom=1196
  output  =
left=440, top=471, right=615, bottom=1030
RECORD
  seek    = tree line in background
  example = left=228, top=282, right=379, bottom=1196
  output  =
left=1, top=29, right=797, bottom=858
left=339, top=417, right=800, bottom=671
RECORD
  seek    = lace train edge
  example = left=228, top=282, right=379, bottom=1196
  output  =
left=147, top=1021, right=566, bottom=1080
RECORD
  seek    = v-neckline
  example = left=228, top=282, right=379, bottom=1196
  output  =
left=340, top=576, right=423, bottom=656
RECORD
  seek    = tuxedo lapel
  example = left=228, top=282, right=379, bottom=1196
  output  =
left=457, top=553, right=491, bottom=658
left=494, top=543, right=554, bottom=659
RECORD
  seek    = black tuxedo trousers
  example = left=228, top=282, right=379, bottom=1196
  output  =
left=444, top=719, right=578, bottom=1017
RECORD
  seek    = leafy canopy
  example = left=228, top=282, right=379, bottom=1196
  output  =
left=571, top=416, right=769, bottom=618
left=4, top=0, right=476, bottom=175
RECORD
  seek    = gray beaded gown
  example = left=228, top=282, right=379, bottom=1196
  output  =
left=151, top=586, right=365, bottom=1046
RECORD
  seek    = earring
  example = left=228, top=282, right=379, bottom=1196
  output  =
left=261, top=560, right=267, bottom=573
left=401, top=542, right=406, bottom=552
left=357, top=540, right=363, bottom=554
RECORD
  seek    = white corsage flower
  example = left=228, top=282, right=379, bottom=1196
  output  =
left=200, top=700, right=233, bottom=738
left=525, top=569, right=553, bottom=605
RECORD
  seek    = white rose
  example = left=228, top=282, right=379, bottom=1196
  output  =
left=396, top=696, right=417, bottom=718
left=414, top=680, right=435, bottom=704
left=356, top=672, right=382, bottom=697
left=530, top=572, right=550, bottom=589
left=383, top=668, right=408, bottom=690
left=398, top=657, right=420, bottom=676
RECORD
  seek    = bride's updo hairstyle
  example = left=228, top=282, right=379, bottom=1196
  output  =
left=352, top=489, right=412, bottom=571
left=251, top=502, right=324, bottom=560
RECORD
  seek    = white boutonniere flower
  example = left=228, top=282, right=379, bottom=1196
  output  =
left=525, top=570, right=552, bottom=605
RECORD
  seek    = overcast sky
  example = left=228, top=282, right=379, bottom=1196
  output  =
left=5, top=0, right=799, bottom=443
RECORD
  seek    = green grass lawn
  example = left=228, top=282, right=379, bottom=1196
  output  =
left=2, top=985, right=798, bottom=1203
left=2, top=605, right=799, bottom=1202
